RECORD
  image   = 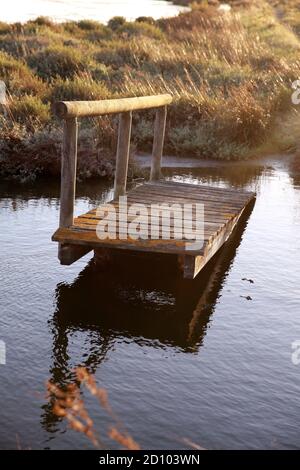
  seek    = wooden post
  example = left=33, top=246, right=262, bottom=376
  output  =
left=150, top=106, right=167, bottom=181
left=114, top=111, right=132, bottom=198
left=59, top=117, right=78, bottom=228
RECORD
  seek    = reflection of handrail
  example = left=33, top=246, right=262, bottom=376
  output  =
left=52, top=94, right=172, bottom=229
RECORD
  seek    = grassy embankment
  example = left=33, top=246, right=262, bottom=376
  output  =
left=1, top=0, right=300, bottom=181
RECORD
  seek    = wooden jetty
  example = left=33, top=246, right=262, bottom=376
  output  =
left=52, top=94, right=255, bottom=279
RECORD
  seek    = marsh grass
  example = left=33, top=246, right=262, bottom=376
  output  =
left=48, top=367, right=140, bottom=450
left=1, top=1, right=300, bottom=180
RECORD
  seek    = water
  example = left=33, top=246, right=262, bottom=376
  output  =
left=1, top=0, right=189, bottom=24
left=0, top=155, right=300, bottom=450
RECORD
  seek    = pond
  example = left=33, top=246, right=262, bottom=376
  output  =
left=1, top=0, right=189, bottom=24
left=0, top=155, right=300, bottom=450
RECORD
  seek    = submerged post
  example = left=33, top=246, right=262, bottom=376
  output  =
left=151, top=106, right=167, bottom=181
left=59, top=117, right=78, bottom=228
left=114, top=111, right=132, bottom=198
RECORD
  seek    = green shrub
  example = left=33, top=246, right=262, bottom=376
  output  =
left=0, top=22, right=12, bottom=35
left=77, top=20, right=103, bottom=31
left=94, top=43, right=137, bottom=68
left=86, top=29, right=113, bottom=42
left=131, top=117, right=154, bottom=150
left=135, top=17, right=155, bottom=25
left=118, top=22, right=164, bottom=40
left=31, top=16, right=54, bottom=27
left=0, top=50, right=47, bottom=97
left=0, top=35, right=51, bottom=59
left=0, top=50, right=29, bottom=79
left=23, top=17, right=62, bottom=35
left=107, top=16, right=126, bottom=31
left=10, top=95, right=50, bottom=125
left=27, top=45, right=93, bottom=79
left=76, top=20, right=112, bottom=41
left=51, top=74, right=111, bottom=101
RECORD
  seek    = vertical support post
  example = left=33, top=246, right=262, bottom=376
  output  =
left=59, top=117, right=78, bottom=228
left=114, top=111, right=132, bottom=198
left=151, top=106, right=167, bottom=181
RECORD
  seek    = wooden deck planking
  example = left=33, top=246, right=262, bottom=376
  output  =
left=52, top=180, right=255, bottom=278
left=52, top=95, right=256, bottom=277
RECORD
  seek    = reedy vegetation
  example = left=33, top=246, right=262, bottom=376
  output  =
left=1, top=0, right=300, bottom=181
left=48, top=367, right=140, bottom=450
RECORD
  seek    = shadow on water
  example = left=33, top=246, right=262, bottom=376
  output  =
left=41, top=200, right=255, bottom=434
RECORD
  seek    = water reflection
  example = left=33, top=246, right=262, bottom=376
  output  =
left=288, top=155, right=300, bottom=188
left=166, top=162, right=264, bottom=192
left=0, top=160, right=264, bottom=213
left=2, top=0, right=189, bottom=24
left=0, top=179, right=114, bottom=210
left=41, top=200, right=255, bottom=433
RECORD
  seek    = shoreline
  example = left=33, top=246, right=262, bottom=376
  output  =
left=134, top=152, right=294, bottom=169
left=1, top=2, right=300, bottom=182
left=0, top=152, right=295, bottom=187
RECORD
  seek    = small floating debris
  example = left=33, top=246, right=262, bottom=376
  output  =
left=240, top=295, right=253, bottom=301
left=242, top=278, right=254, bottom=284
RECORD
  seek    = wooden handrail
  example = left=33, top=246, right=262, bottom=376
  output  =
left=53, top=94, right=172, bottom=119
left=56, top=94, right=171, bottom=234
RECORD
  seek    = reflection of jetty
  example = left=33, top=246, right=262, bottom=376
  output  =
left=42, top=201, right=254, bottom=433
left=51, top=95, right=255, bottom=278
left=50, top=198, right=255, bottom=370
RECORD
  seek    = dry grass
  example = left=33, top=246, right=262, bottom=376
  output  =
left=1, top=1, right=300, bottom=180
left=47, top=367, right=140, bottom=450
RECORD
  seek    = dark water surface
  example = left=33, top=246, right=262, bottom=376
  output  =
left=0, top=156, right=300, bottom=450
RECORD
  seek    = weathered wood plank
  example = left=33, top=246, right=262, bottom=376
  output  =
left=114, top=111, right=132, bottom=198
left=85, top=205, right=235, bottom=223
left=73, top=219, right=212, bottom=236
left=149, top=180, right=252, bottom=197
left=150, top=107, right=167, bottom=181
left=79, top=208, right=231, bottom=224
left=183, top=208, right=247, bottom=279
left=124, top=194, right=246, bottom=212
left=59, top=117, right=78, bottom=228
left=125, top=191, right=250, bottom=210
left=131, top=183, right=253, bottom=202
left=74, top=217, right=224, bottom=233
left=72, top=225, right=209, bottom=243
left=120, top=188, right=247, bottom=205
left=58, top=243, right=92, bottom=266
left=52, top=227, right=197, bottom=255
